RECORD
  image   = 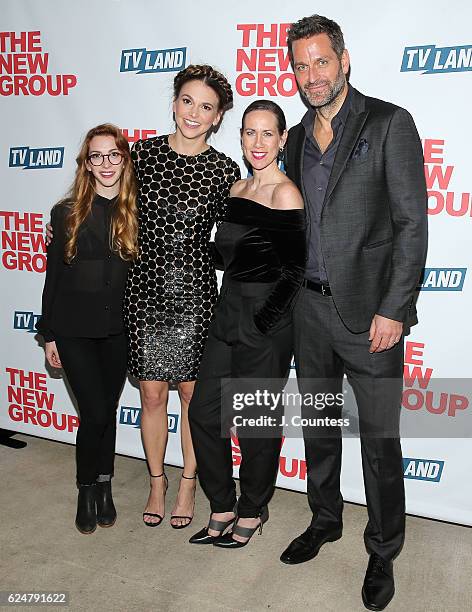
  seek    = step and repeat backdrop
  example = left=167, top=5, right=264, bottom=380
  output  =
left=1, top=0, right=470, bottom=525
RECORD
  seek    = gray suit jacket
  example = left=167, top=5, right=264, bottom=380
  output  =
left=286, top=87, right=428, bottom=333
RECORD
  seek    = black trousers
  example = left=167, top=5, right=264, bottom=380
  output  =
left=293, top=287, right=405, bottom=561
left=189, top=280, right=293, bottom=518
left=55, top=333, right=127, bottom=485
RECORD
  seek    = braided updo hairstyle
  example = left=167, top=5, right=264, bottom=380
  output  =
left=173, top=64, right=233, bottom=111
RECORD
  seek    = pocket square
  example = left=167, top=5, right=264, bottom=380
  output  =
left=351, top=138, right=369, bottom=159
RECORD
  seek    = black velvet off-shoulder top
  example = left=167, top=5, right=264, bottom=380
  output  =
left=214, top=196, right=306, bottom=334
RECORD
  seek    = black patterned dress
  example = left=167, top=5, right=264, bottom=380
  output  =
left=124, top=135, right=240, bottom=382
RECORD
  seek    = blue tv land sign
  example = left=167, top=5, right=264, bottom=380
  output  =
left=9, top=146, right=64, bottom=169
left=14, top=310, right=40, bottom=333
left=419, top=268, right=466, bottom=291
left=403, top=458, right=444, bottom=482
left=120, top=47, right=186, bottom=74
left=119, top=405, right=179, bottom=433
left=401, top=44, right=472, bottom=73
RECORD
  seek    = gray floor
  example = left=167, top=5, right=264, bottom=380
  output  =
left=1, top=434, right=471, bottom=612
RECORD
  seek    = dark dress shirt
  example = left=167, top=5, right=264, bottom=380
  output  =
left=302, top=85, right=352, bottom=283
left=36, top=194, right=130, bottom=342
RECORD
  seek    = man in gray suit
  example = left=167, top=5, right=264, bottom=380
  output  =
left=280, top=14, right=428, bottom=611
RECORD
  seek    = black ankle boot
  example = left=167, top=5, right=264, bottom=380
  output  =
left=96, top=480, right=117, bottom=527
left=75, top=484, right=97, bottom=534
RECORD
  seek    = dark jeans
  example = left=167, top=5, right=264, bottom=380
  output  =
left=55, top=333, right=127, bottom=485
left=189, top=280, right=293, bottom=518
left=293, top=287, right=405, bottom=561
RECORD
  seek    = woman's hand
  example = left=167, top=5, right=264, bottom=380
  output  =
left=45, top=341, right=62, bottom=368
left=45, top=222, right=53, bottom=246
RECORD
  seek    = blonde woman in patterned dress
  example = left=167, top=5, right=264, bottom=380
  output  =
left=124, top=65, right=240, bottom=529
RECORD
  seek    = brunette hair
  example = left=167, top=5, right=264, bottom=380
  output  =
left=287, top=14, right=345, bottom=62
left=173, top=64, right=233, bottom=111
left=62, top=124, right=138, bottom=263
left=241, top=100, right=287, bottom=135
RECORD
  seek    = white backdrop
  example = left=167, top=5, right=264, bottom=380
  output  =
left=1, top=0, right=471, bottom=526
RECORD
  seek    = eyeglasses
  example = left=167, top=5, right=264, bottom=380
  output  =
left=88, top=151, right=123, bottom=166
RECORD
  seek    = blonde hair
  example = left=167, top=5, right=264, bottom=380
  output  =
left=63, top=123, right=138, bottom=263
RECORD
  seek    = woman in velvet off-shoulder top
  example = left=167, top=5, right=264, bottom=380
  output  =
left=189, top=100, right=305, bottom=548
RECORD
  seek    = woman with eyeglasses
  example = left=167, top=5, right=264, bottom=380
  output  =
left=36, top=123, right=138, bottom=534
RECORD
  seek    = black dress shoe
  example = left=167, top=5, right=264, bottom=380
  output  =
left=361, top=554, right=395, bottom=611
left=280, top=526, right=342, bottom=564
left=96, top=481, right=117, bottom=527
left=75, top=484, right=97, bottom=534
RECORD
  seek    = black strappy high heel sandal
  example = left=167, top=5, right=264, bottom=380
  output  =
left=189, top=510, right=237, bottom=544
left=142, top=472, right=168, bottom=527
left=213, top=506, right=269, bottom=548
left=170, top=473, right=197, bottom=530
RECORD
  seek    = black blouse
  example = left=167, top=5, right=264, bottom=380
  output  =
left=36, top=194, right=130, bottom=342
left=215, top=197, right=306, bottom=334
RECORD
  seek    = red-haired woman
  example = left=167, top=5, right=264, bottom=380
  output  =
left=37, top=124, right=138, bottom=534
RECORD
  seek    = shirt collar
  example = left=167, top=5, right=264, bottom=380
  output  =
left=93, top=193, right=118, bottom=207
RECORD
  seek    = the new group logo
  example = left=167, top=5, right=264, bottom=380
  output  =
left=403, top=458, right=444, bottom=482
left=401, top=44, right=472, bottom=73
left=403, top=341, right=469, bottom=418
left=9, top=146, right=64, bottom=169
left=120, top=406, right=179, bottom=433
left=121, top=129, right=157, bottom=144
left=120, top=47, right=186, bottom=74
left=0, top=30, right=77, bottom=96
left=423, top=139, right=471, bottom=217
left=419, top=268, right=466, bottom=291
left=14, top=310, right=40, bottom=333
left=0, top=210, right=46, bottom=272
left=6, top=367, right=79, bottom=433
left=235, top=23, right=297, bottom=97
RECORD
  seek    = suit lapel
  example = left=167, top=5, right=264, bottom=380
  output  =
left=323, top=107, right=369, bottom=206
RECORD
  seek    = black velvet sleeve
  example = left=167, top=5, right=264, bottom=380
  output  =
left=35, top=203, right=67, bottom=342
left=253, top=210, right=306, bottom=334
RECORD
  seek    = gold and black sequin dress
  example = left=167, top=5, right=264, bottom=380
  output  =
left=124, top=135, right=240, bottom=382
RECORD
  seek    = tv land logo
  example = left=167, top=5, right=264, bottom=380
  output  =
left=401, top=44, right=472, bottom=74
left=235, top=23, right=297, bottom=97
left=119, top=405, right=179, bottom=433
left=0, top=30, right=77, bottom=96
left=6, top=367, right=79, bottom=433
left=419, top=268, right=466, bottom=291
left=0, top=211, right=46, bottom=272
left=14, top=310, right=40, bottom=333
left=423, top=139, right=471, bottom=218
left=403, top=458, right=444, bottom=482
left=120, top=47, right=186, bottom=74
left=9, top=146, right=64, bottom=169
left=402, top=341, right=469, bottom=418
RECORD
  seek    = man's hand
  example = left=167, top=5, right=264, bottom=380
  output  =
left=45, top=222, right=53, bottom=246
left=45, top=341, right=62, bottom=368
left=368, top=314, right=403, bottom=353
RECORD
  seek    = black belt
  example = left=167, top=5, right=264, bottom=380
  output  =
left=302, top=279, right=332, bottom=296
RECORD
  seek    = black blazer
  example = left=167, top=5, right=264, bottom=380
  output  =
left=286, top=87, right=428, bottom=333
left=36, top=196, right=130, bottom=342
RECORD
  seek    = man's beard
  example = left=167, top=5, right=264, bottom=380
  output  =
left=303, top=64, right=346, bottom=109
